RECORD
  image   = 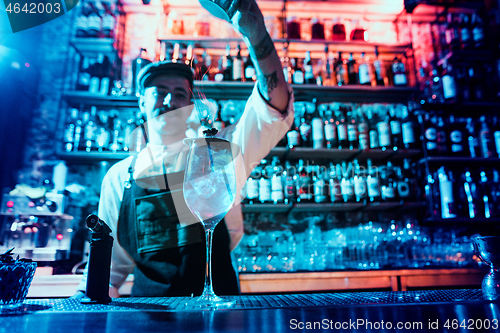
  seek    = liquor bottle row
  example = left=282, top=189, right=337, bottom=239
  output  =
left=284, top=48, right=408, bottom=87
left=74, top=1, right=117, bottom=39
left=284, top=102, right=419, bottom=151
left=426, top=166, right=500, bottom=220
left=422, top=113, right=500, bottom=158
left=286, top=16, right=368, bottom=42
left=419, top=60, right=497, bottom=104
left=63, top=106, right=144, bottom=153
left=156, top=43, right=409, bottom=87
left=74, top=53, right=123, bottom=96
left=234, top=217, right=475, bottom=272
left=433, top=11, right=486, bottom=59
left=243, top=157, right=420, bottom=205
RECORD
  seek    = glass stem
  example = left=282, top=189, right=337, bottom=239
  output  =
left=203, top=228, right=216, bottom=298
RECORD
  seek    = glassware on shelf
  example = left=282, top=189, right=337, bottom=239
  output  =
left=182, top=133, right=240, bottom=309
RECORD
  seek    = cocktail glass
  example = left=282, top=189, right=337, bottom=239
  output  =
left=472, top=236, right=500, bottom=300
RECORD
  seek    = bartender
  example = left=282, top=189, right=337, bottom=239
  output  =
left=76, top=0, right=294, bottom=297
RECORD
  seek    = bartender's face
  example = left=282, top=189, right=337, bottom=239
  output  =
left=139, top=74, right=193, bottom=138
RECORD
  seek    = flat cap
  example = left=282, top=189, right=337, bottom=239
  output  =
left=137, top=61, right=194, bottom=94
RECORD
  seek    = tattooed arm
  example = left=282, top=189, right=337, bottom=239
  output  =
left=230, top=0, right=289, bottom=114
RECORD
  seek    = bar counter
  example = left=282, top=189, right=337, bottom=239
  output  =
left=3, top=289, right=499, bottom=333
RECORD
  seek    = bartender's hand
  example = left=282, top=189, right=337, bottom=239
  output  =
left=109, top=286, right=120, bottom=298
left=231, top=0, right=267, bottom=44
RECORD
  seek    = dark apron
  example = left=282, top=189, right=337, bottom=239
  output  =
left=116, top=155, right=240, bottom=297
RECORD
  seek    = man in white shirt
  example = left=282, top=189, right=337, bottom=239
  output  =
left=76, top=0, right=294, bottom=297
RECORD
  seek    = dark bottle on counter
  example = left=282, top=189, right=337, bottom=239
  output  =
left=366, top=159, right=381, bottom=202
left=347, top=53, right=358, bottom=85
left=297, top=160, right=313, bottom=203
left=479, top=115, right=496, bottom=158
left=448, top=115, right=466, bottom=156
left=436, top=116, right=449, bottom=155
left=466, top=118, right=480, bottom=158
left=389, top=106, right=402, bottom=150
left=283, top=161, right=297, bottom=204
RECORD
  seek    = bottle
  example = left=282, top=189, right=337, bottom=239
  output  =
left=299, top=114, right=312, bottom=148
left=465, top=118, right=479, bottom=158
left=479, top=170, right=493, bottom=218
left=293, top=58, right=304, bottom=84
left=423, top=113, right=438, bottom=155
left=376, top=109, right=391, bottom=151
left=83, top=107, right=98, bottom=152
left=99, top=55, right=112, bottom=95
left=313, top=166, right=328, bottom=203
left=347, top=53, right=358, bottom=85
left=438, top=166, right=457, bottom=219
left=89, top=53, right=104, bottom=94
left=392, top=57, right=407, bottom=87
left=346, top=109, right=358, bottom=150
left=96, top=113, right=111, bottom=152
left=324, top=106, right=338, bottom=149
left=479, top=116, right=496, bottom=158
left=357, top=110, right=370, bottom=151
left=296, top=160, right=313, bottom=203
left=337, top=110, right=348, bottom=149
left=491, top=169, right=500, bottom=217
left=287, top=124, right=300, bottom=149
left=403, top=159, right=419, bottom=201
left=286, top=16, right=301, bottom=39
left=395, top=166, right=410, bottom=200
left=323, top=47, right=333, bottom=86
left=471, top=13, right=485, bottom=49
left=381, top=162, right=397, bottom=201
left=389, top=106, right=402, bottom=150
left=223, top=45, right=233, bottom=82
left=311, top=100, right=324, bottom=149
left=448, top=115, right=466, bottom=156
left=441, top=61, right=457, bottom=103
left=328, top=163, right=342, bottom=203
left=311, top=18, right=325, bottom=40
left=270, top=157, right=284, bottom=204
left=353, top=160, right=367, bottom=202
left=358, top=52, right=371, bottom=86
left=469, top=67, right=485, bottom=101
left=86, top=3, right=101, bottom=38
left=460, top=14, right=472, bottom=50
left=331, top=18, right=346, bottom=41
left=75, top=4, right=89, bottom=37
left=335, top=52, right=346, bottom=86
left=436, top=116, right=449, bottom=155
left=131, top=48, right=152, bottom=96
left=64, top=108, right=79, bottom=152
left=76, top=57, right=92, bottom=91
left=366, top=159, right=381, bottom=202
left=445, top=12, right=460, bottom=53
left=304, top=51, right=315, bottom=84
left=245, top=166, right=261, bottom=204
left=463, top=169, right=481, bottom=218
left=424, top=171, right=441, bottom=218
left=283, top=161, right=297, bottom=204
left=101, top=3, right=116, bottom=39
left=259, top=160, right=272, bottom=203
left=401, top=104, right=418, bottom=150
left=350, top=19, right=366, bottom=41
left=340, top=162, right=354, bottom=202
left=233, top=45, right=243, bottom=81
left=494, top=116, right=500, bottom=158
left=372, top=46, right=386, bottom=86
left=73, top=106, right=84, bottom=151
left=244, top=55, right=256, bottom=82
left=368, top=108, right=380, bottom=149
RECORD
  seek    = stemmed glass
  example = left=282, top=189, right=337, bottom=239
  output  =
left=182, top=133, right=239, bottom=309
